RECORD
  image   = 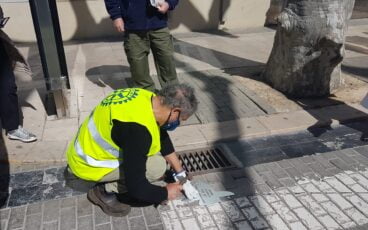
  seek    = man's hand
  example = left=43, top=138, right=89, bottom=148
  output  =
left=113, top=18, right=125, bottom=33
left=166, top=183, right=183, bottom=200
left=157, top=1, right=170, bottom=14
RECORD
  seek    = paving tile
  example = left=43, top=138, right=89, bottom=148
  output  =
left=320, top=201, right=352, bottom=224
left=293, top=207, right=324, bottom=230
left=60, top=206, right=76, bottom=230
left=276, top=189, right=303, bottom=209
left=289, top=221, right=308, bottom=230
left=298, top=195, right=326, bottom=216
left=148, top=224, right=164, bottom=230
left=264, top=213, right=289, bottom=230
left=221, top=200, right=245, bottom=222
left=10, top=170, right=44, bottom=189
left=128, top=207, right=143, bottom=218
left=143, top=206, right=161, bottom=226
left=8, top=185, right=46, bottom=207
left=78, top=215, right=94, bottom=230
left=325, top=194, right=353, bottom=211
left=24, top=213, right=42, bottom=230
left=268, top=200, right=298, bottom=223
left=256, top=110, right=319, bottom=134
left=212, top=212, right=233, bottom=229
left=192, top=206, right=216, bottom=228
left=234, top=220, right=253, bottom=230
left=42, top=118, right=78, bottom=141
left=95, top=223, right=113, bottom=230
left=345, top=208, right=368, bottom=225
left=77, top=195, right=93, bottom=217
left=8, top=206, right=26, bottom=229
left=343, top=195, right=368, bottom=217
left=249, top=195, right=275, bottom=216
left=94, top=206, right=111, bottom=225
left=317, top=214, right=340, bottom=230
left=43, top=199, right=60, bottom=222
left=258, top=171, right=283, bottom=189
left=42, top=221, right=58, bottom=230
left=129, top=216, right=147, bottom=230
left=160, top=211, right=184, bottom=230
left=60, top=196, right=76, bottom=209
left=23, top=140, right=68, bottom=163
left=234, top=197, right=252, bottom=208
left=241, top=206, right=269, bottom=229
left=26, top=202, right=42, bottom=215
left=181, top=218, right=200, bottom=230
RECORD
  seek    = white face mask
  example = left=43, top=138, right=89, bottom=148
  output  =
left=150, top=0, right=165, bottom=8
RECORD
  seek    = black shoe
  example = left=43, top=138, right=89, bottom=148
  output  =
left=87, top=184, right=131, bottom=217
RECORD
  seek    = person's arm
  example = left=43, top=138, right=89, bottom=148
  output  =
left=104, top=0, right=123, bottom=20
left=160, top=129, right=183, bottom=173
left=166, top=0, right=179, bottom=10
left=111, top=120, right=167, bottom=204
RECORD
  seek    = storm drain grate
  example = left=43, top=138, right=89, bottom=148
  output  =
left=177, top=146, right=241, bottom=175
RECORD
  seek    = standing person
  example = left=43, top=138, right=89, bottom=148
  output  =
left=66, top=83, right=198, bottom=216
left=104, top=0, right=179, bottom=92
left=0, top=6, right=36, bottom=143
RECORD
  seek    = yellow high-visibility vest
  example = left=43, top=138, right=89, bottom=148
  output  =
left=66, top=88, right=161, bottom=181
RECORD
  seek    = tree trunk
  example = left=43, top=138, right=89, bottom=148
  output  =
left=263, top=0, right=355, bottom=97
left=265, top=0, right=286, bottom=26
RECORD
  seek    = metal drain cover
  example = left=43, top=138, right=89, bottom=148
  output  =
left=176, top=145, right=242, bottom=175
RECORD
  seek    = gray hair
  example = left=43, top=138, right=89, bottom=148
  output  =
left=157, top=83, right=198, bottom=117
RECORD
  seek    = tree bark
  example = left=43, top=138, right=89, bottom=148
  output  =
left=263, top=0, right=355, bottom=97
left=265, top=0, right=286, bottom=26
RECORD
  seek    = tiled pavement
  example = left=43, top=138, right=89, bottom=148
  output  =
left=1, top=122, right=368, bottom=230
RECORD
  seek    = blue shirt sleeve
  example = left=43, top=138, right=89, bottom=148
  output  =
left=166, top=0, right=179, bottom=10
left=104, top=0, right=123, bottom=20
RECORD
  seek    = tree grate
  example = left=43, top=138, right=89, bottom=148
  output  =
left=176, top=146, right=241, bottom=175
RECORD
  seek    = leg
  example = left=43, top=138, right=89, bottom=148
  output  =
left=0, top=41, right=20, bottom=132
left=124, top=31, right=155, bottom=91
left=149, top=27, right=178, bottom=88
left=101, top=154, right=167, bottom=194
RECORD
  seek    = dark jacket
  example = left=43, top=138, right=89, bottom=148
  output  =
left=104, top=0, right=179, bottom=31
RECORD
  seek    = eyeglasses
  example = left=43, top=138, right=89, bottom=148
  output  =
left=0, top=17, right=9, bottom=28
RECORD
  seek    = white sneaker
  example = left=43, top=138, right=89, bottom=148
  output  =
left=7, top=126, right=37, bottom=143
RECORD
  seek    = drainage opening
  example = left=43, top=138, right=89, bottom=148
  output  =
left=176, top=146, right=241, bottom=175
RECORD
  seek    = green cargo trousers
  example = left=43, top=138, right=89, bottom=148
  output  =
left=124, top=27, right=178, bottom=91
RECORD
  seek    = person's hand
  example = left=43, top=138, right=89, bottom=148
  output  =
left=157, top=1, right=170, bottom=14
left=113, top=18, right=125, bottom=33
left=166, top=183, right=183, bottom=200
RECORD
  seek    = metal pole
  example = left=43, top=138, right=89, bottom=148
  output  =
left=29, top=0, right=70, bottom=117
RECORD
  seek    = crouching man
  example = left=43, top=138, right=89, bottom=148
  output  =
left=66, top=83, right=198, bottom=216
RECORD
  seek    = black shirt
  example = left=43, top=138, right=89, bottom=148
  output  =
left=111, top=119, right=175, bottom=204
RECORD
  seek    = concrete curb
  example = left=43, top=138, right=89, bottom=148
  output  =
left=4, top=103, right=368, bottom=164
left=172, top=102, right=368, bottom=151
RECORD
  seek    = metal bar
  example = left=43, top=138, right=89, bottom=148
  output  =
left=214, top=148, right=232, bottom=167
left=29, top=0, right=70, bottom=91
left=29, top=0, right=71, bottom=117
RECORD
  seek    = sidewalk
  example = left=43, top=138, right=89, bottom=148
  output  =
left=1, top=19, right=367, bottom=164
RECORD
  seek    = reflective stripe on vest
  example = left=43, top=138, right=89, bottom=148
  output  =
left=87, top=116, right=120, bottom=158
left=73, top=113, right=120, bottom=168
left=74, top=139, right=119, bottom=168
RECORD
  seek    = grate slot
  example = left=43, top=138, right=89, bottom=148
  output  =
left=214, top=148, right=232, bottom=167
left=199, top=151, right=213, bottom=169
left=204, top=150, right=220, bottom=168
left=194, top=152, right=208, bottom=170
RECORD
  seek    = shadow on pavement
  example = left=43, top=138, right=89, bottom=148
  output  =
left=86, top=65, right=130, bottom=90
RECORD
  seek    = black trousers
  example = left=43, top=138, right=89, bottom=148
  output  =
left=0, top=40, right=20, bottom=132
